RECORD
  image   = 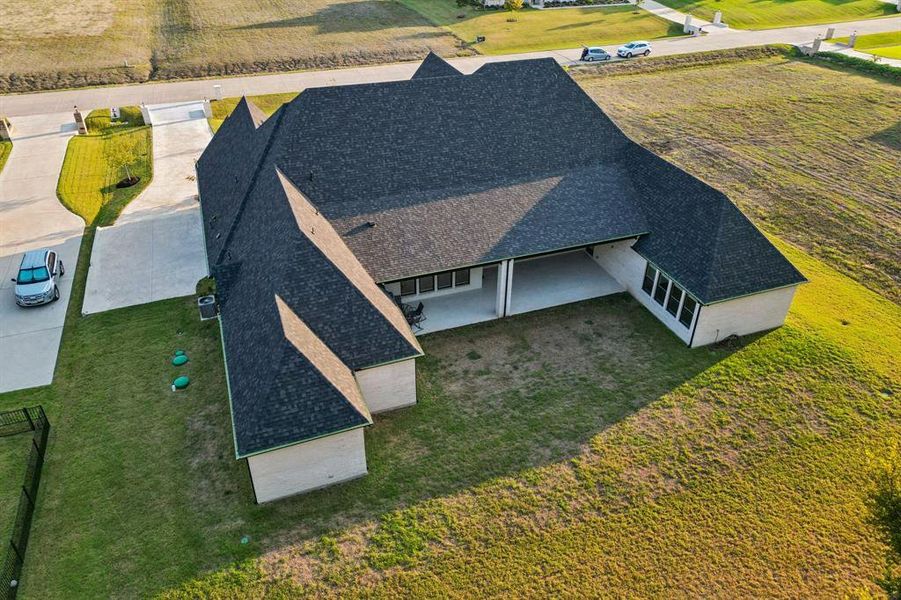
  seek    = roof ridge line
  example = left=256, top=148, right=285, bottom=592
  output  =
left=215, top=107, right=287, bottom=265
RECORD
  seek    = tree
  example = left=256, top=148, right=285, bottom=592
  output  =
left=505, top=0, right=524, bottom=18
left=868, top=443, right=901, bottom=598
left=106, top=134, right=142, bottom=186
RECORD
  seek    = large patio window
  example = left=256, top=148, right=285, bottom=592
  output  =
left=642, top=263, right=656, bottom=295
left=437, top=272, right=453, bottom=290
left=653, top=274, right=670, bottom=306
left=454, top=269, right=470, bottom=287
left=679, top=296, right=697, bottom=328
left=666, top=284, right=684, bottom=316
left=418, top=275, right=435, bottom=294
left=400, top=279, right=416, bottom=296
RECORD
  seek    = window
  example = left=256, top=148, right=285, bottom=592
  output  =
left=653, top=274, right=670, bottom=306
left=437, top=272, right=453, bottom=290
left=400, top=279, right=416, bottom=296
left=679, top=296, right=697, bottom=328
left=454, top=269, right=470, bottom=287
left=418, top=275, right=435, bottom=294
left=641, top=264, right=656, bottom=295
left=666, top=284, right=683, bottom=317
left=47, top=252, right=56, bottom=274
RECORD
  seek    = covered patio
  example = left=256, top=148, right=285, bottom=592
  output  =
left=414, top=267, right=499, bottom=335
left=508, top=250, right=623, bottom=315
left=412, top=247, right=624, bottom=336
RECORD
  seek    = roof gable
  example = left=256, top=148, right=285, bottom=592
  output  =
left=411, top=52, right=462, bottom=79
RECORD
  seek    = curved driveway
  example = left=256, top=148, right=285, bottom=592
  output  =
left=0, top=114, right=84, bottom=392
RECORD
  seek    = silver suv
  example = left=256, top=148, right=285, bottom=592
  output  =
left=12, top=249, right=65, bottom=307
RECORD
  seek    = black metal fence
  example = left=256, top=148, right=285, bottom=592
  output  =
left=0, top=407, right=49, bottom=600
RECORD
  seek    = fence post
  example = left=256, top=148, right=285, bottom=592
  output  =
left=32, top=438, right=44, bottom=460
left=22, top=407, right=34, bottom=431
left=9, top=540, right=22, bottom=563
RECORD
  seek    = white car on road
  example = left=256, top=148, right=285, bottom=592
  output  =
left=617, top=41, right=652, bottom=58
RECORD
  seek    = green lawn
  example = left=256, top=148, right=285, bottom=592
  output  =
left=836, top=31, right=901, bottom=59
left=56, top=107, right=152, bottom=227
left=209, top=93, right=298, bottom=133
left=0, top=50, right=898, bottom=598
left=399, top=1, right=683, bottom=54
left=656, top=0, right=895, bottom=29
left=0, top=141, right=11, bottom=175
left=0, top=432, right=31, bottom=543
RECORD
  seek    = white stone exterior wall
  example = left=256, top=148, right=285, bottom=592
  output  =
left=691, top=285, right=797, bottom=347
left=591, top=239, right=693, bottom=344
left=247, top=427, right=367, bottom=503
left=355, top=358, right=417, bottom=414
left=592, top=239, right=798, bottom=347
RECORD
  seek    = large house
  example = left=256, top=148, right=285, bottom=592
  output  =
left=196, top=53, right=805, bottom=502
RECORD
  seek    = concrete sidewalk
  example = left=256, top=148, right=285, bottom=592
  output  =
left=0, top=16, right=897, bottom=118
left=820, top=41, right=901, bottom=67
left=0, top=114, right=84, bottom=392
left=82, top=102, right=210, bottom=314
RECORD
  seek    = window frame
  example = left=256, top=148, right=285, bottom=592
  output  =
left=679, top=295, right=697, bottom=328
left=666, top=283, right=683, bottom=317
left=399, top=278, right=416, bottom=296
left=641, top=263, right=657, bottom=295
left=417, top=275, right=435, bottom=294
left=436, top=271, right=453, bottom=290
left=453, top=269, right=470, bottom=287
left=653, top=274, right=670, bottom=306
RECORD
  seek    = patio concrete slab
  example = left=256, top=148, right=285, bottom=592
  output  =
left=509, top=250, right=624, bottom=316
left=83, top=101, right=211, bottom=314
left=0, top=113, right=85, bottom=392
left=417, top=267, right=499, bottom=335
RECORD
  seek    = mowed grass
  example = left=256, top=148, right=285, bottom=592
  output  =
left=0, top=141, right=10, bottom=175
left=0, top=52, right=898, bottom=598
left=836, top=31, right=901, bottom=59
left=0, top=433, right=31, bottom=543
left=399, top=1, right=683, bottom=54
left=209, top=93, right=299, bottom=133
left=56, top=107, right=152, bottom=227
left=0, top=0, right=464, bottom=93
left=655, top=0, right=895, bottom=29
left=576, top=51, right=901, bottom=302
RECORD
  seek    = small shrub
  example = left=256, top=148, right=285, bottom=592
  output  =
left=196, top=276, right=218, bottom=298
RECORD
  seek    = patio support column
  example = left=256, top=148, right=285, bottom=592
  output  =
left=496, top=261, right=508, bottom=318
left=505, top=259, right=515, bottom=316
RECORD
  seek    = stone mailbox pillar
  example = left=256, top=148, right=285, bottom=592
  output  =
left=202, top=98, right=213, bottom=119
left=683, top=14, right=693, bottom=34
left=849, top=31, right=857, bottom=48
left=139, top=102, right=152, bottom=126
left=213, top=84, right=223, bottom=101
left=713, top=10, right=722, bottom=25
left=0, top=116, right=12, bottom=141
left=73, top=106, right=88, bottom=135
left=825, top=27, right=835, bottom=40
left=811, top=37, right=822, bottom=54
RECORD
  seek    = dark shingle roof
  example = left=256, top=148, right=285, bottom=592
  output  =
left=411, top=52, right=462, bottom=79
left=198, top=54, right=805, bottom=455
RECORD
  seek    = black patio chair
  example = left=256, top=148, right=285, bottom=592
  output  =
left=408, top=302, right=426, bottom=331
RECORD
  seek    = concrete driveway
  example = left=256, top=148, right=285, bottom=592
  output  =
left=82, top=102, right=211, bottom=314
left=0, top=114, right=85, bottom=392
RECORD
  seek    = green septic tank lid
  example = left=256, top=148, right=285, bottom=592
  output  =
left=175, top=350, right=185, bottom=356
left=172, top=354, right=189, bottom=366
left=173, top=376, right=190, bottom=390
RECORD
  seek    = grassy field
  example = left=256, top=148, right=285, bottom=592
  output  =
left=656, top=0, right=896, bottom=29
left=56, top=107, right=152, bottom=227
left=399, top=1, right=682, bottom=54
left=575, top=49, right=900, bottom=303
left=0, top=0, right=464, bottom=93
left=0, top=51, right=898, bottom=598
left=209, top=93, right=298, bottom=133
left=836, top=31, right=901, bottom=59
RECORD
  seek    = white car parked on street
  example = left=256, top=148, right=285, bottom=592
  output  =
left=617, top=41, right=652, bottom=58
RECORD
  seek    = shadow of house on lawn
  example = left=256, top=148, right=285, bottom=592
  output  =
left=198, top=293, right=748, bottom=563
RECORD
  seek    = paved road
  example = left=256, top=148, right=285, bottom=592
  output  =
left=0, top=114, right=84, bottom=392
left=82, top=102, right=210, bottom=314
left=0, top=16, right=897, bottom=118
